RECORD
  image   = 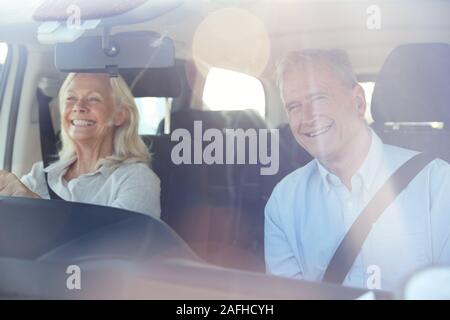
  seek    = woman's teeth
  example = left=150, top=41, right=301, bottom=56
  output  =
left=304, top=124, right=333, bottom=138
left=71, top=119, right=96, bottom=127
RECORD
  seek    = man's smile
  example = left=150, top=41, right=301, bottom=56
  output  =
left=302, top=122, right=334, bottom=138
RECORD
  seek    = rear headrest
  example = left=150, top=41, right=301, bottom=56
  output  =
left=371, top=43, right=450, bottom=123
left=120, top=64, right=184, bottom=98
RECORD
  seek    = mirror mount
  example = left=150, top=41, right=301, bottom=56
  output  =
left=101, top=27, right=120, bottom=78
left=102, top=27, right=119, bottom=58
left=54, top=31, right=176, bottom=74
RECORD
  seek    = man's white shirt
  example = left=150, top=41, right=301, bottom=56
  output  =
left=264, top=129, right=450, bottom=291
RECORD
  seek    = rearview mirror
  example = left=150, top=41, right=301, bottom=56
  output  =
left=54, top=31, right=175, bottom=74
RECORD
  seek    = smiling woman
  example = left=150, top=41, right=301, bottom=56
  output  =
left=57, top=73, right=150, bottom=166
left=0, top=73, right=161, bottom=218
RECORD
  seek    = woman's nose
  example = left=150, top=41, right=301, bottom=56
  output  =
left=72, top=100, right=88, bottom=112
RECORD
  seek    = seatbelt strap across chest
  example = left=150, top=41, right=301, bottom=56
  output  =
left=323, top=152, right=434, bottom=284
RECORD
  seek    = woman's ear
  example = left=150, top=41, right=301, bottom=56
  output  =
left=352, top=84, right=367, bottom=119
left=113, top=107, right=128, bottom=127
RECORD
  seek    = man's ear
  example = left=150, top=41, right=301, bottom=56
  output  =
left=113, top=107, right=128, bottom=127
left=352, top=84, right=367, bottom=119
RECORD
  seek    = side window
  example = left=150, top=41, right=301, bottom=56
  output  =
left=135, top=97, right=172, bottom=135
left=360, top=81, right=375, bottom=124
left=0, top=42, right=7, bottom=73
left=0, top=42, right=9, bottom=113
left=202, top=67, right=265, bottom=118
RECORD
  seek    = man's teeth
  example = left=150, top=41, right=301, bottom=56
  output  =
left=71, top=120, right=96, bottom=127
left=304, top=125, right=332, bottom=137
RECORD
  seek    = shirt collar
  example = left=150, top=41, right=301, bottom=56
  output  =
left=316, top=128, right=383, bottom=193
left=43, top=156, right=113, bottom=178
left=43, top=156, right=77, bottom=174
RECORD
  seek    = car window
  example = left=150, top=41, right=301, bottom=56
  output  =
left=0, top=42, right=9, bottom=113
left=1, top=0, right=449, bottom=301
left=135, top=97, right=172, bottom=135
left=360, top=81, right=375, bottom=124
left=202, top=67, right=265, bottom=118
left=0, top=42, right=7, bottom=69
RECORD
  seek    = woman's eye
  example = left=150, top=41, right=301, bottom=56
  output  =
left=66, top=96, right=76, bottom=101
left=88, top=97, right=101, bottom=103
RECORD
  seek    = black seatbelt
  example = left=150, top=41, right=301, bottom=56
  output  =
left=322, top=152, right=434, bottom=284
left=36, top=88, right=63, bottom=200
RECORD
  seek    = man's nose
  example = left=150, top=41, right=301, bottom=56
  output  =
left=300, top=103, right=315, bottom=122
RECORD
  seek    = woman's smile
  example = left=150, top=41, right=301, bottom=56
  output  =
left=70, top=119, right=97, bottom=127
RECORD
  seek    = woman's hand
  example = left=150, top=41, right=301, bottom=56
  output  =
left=0, top=170, right=40, bottom=199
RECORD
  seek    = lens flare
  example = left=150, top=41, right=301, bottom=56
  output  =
left=192, top=7, right=271, bottom=78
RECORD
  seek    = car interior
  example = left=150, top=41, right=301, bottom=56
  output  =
left=0, top=0, right=448, bottom=299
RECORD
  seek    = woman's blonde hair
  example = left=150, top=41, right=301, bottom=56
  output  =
left=58, top=72, right=151, bottom=167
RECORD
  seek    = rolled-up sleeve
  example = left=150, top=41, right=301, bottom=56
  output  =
left=112, top=165, right=161, bottom=219
left=20, top=161, right=50, bottom=198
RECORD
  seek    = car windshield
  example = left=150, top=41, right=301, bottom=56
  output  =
left=0, top=0, right=449, bottom=302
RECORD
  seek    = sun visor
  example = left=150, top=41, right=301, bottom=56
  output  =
left=54, top=32, right=176, bottom=75
left=34, top=0, right=183, bottom=44
left=33, top=0, right=182, bottom=25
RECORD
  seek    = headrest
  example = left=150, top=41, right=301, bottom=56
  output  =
left=120, top=65, right=183, bottom=98
left=158, top=109, right=267, bottom=135
left=371, top=43, right=450, bottom=123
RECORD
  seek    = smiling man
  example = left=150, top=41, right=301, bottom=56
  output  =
left=264, top=49, right=450, bottom=291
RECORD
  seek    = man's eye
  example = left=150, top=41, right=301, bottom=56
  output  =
left=312, top=95, right=327, bottom=101
left=311, top=95, right=329, bottom=107
left=288, top=104, right=301, bottom=112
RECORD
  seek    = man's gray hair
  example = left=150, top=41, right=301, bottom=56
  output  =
left=275, top=49, right=358, bottom=91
